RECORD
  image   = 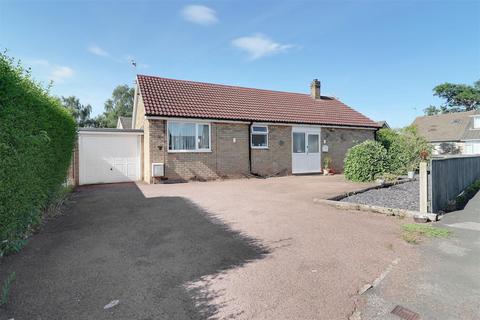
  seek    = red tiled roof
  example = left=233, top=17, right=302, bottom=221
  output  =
left=137, top=75, right=379, bottom=128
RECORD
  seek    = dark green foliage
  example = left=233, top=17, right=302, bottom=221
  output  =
left=454, top=179, right=480, bottom=211
left=438, top=142, right=461, bottom=155
left=344, top=140, right=388, bottom=182
left=376, top=128, right=399, bottom=150
left=0, top=52, right=76, bottom=256
left=387, top=126, right=431, bottom=174
left=1, top=272, right=16, bottom=306
left=375, top=126, right=431, bottom=175
left=61, top=96, right=95, bottom=127
left=94, top=84, right=134, bottom=128
left=423, top=80, right=480, bottom=115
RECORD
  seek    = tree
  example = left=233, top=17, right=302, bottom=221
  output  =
left=423, top=80, right=480, bottom=115
left=61, top=96, right=96, bottom=127
left=438, top=142, right=461, bottom=155
left=95, top=85, right=134, bottom=128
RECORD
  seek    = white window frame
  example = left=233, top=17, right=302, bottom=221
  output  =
left=474, top=116, right=480, bottom=129
left=167, top=120, right=211, bottom=153
left=250, top=125, right=268, bottom=149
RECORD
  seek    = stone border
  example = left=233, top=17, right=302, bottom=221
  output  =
left=314, top=178, right=439, bottom=221
left=313, top=198, right=418, bottom=218
left=327, top=178, right=413, bottom=201
left=314, top=198, right=438, bottom=221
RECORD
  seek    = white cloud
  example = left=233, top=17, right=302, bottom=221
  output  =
left=181, top=5, right=218, bottom=25
left=27, top=59, right=74, bottom=83
left=50, top=66, right=74, bottom=82
left=30, top=59, right=50, bottom=66
left=232, top=34, right=294, bottom=60
left=88, top=44, right=109, bottom=57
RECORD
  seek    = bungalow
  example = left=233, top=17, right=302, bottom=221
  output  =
left=116, top=116, right=132, bottom=129
left=132, top=75, right=379, bottom=183
left=413, top=110, right=480, bottom=155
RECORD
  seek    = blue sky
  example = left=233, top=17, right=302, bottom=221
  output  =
left=1, top=0, right=479, bottom=127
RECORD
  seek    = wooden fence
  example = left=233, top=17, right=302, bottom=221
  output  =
left=420, top=155, right=480, bottom=213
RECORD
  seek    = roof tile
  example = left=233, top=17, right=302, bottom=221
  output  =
left=137, top=75, right=379, bottom=128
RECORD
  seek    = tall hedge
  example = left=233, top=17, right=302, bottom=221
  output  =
left=0, top=53, right=76, bottom=256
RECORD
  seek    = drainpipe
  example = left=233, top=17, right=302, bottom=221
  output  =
left=248, top=122, right=253, bottom=174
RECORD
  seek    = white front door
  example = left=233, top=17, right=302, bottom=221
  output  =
left=292, top=127, right=321, bottom=174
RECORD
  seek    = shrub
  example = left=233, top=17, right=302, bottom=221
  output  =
left=344, top=140, right=388, bottom=182
left=0, top=52, right=76, bottom=256
left=376, top=126, right=432, bottom=175
left=376, top=128, right=399, bottom=150
left=387, top=126, right=431, bottom=174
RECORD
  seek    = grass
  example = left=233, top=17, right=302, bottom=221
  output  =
left=42, top=185, right=74, bottom=220
left=0, top=272, right=16, bottom=307
left=402, top=223, right=452, bottom=244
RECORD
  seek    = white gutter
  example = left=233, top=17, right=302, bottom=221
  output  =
left=144, top=116, right=378, bottom=130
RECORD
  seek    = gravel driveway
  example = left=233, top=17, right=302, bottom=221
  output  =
left=0, top=175, right=415, bottom=320
left=340, top=180, right=420, bottom=211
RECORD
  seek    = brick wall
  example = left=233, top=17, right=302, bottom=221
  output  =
left=251, top=125, right=292, bottom=176
left=134, top=94, right=146, bottom=129
left=321, top=127, right=375, bottom=172
left=145, top=119, right=376, bottom=182
left=67, top=141, right=79, bottom=186
left=146, top=120, right=250, bottom=182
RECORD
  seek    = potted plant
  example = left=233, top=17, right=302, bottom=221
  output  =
left=323, top=156, right=333, bottom=175
left=407, top=162, right=416, bottom=179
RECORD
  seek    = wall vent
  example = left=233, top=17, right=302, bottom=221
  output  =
left=152, top=163, right=164, bottom=177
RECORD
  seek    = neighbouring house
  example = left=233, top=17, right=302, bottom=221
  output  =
left=116, top=116, right=132, bottom=129
left=413, top=110, right=480, bottom=155
left=131, top=75, right=380, bottom=183
left=376, top=121, right=390, bottom=129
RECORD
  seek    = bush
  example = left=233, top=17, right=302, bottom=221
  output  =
left=387, top=126, right=431, bottom=174
left=376, top=127, right=431, bottom=175
left=376, top=128, right=399, bottom=150
left=344, top=140, right=388, bottom=182
left=0, top=52, right=76, bottom=256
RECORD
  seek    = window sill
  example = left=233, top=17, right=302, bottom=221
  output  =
left=251, top=147, right=269, bottom=150
left=168, top=150, right=212, bottom=153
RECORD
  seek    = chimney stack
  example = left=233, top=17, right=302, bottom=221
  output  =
left=310, top=79, right=321, bottom=99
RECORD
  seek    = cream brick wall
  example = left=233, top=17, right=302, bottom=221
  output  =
left=134, top=94, right=146, bottom=129
left=251, top=125, right=292, bottom=176
left=321, top=127, right=375, bottom=172
left=144, top=119, right=376, bottom=182
left=146, top=120, right=250, bottom=182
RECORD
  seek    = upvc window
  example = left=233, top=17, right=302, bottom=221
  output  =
left=168, top=121, right=211, bottom=152
left=251, top=125, right=268, bottom=149
left=474, top=116, right=480, bottom=129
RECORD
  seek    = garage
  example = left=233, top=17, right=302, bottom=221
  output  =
left=78, top=129, right=143, bottom=185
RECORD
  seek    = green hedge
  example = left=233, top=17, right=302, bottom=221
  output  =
left=0, top=53, right=76, bottom=256
left=344, top=140, right=388, bottom=182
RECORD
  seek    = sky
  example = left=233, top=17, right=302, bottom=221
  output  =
left=1, top=0, right=479, bottom=127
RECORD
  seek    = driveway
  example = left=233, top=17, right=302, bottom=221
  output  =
left=0, top=175, right=414, bottom=319
left=361, top=191, right=480, bottom=320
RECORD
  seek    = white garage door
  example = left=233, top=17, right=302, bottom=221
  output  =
left=79, top=132, right=142, bottom=185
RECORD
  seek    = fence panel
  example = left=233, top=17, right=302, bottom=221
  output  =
left=430, top=155, right=480, bottom=212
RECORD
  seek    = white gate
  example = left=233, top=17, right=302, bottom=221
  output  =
left=78, top=130, right=143, bottom=185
